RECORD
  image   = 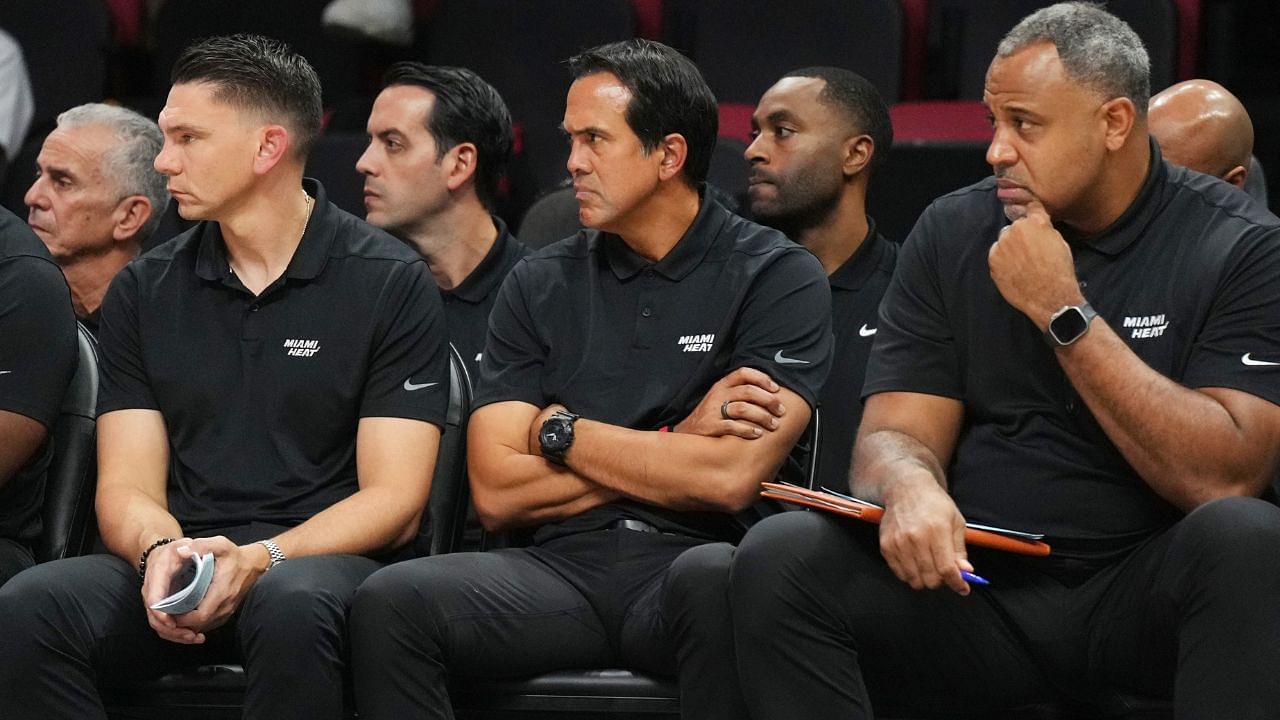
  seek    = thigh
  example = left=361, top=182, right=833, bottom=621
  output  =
left=357, top=549, right=614, bottom=677
left=0, top=537, right=33, bottom=586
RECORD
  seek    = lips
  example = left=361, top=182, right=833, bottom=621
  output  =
left=995, top=179, right=1032, bottom=203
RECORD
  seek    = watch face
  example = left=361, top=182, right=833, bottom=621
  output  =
left=541, top=417, right=572, bottom=451
left=1050, top=307, right=1089, bottom=344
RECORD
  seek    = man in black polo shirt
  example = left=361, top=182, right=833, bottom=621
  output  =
left=0, top=35, right=447, bottom=720
left=350, top=40, right=832, bottom=720
left=0, top=206, right=77, bottom=585
left=358, top=62, right=529, bottom=377
left=732, top=4, right=1280, bottom=719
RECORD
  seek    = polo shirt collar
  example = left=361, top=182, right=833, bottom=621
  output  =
left=829, top=217, right=886, bottom=291
left=446, top=215, right=515, bottom=304
left=603, top=191, right=726, bottom=282
left=1066, top=138, right=1167, bottom=257
left=195, top=178, right=335, bottom=283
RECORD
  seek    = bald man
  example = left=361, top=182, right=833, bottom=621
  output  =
left=1149, top=79, right=1254, bottom=189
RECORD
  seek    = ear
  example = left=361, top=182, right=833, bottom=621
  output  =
left=111, top=195, right=154, bottom=243
left=842, top=134, right=875, bottom=179
left=656, top=133, right=689, bottom=183
left=1100, top=97, right=1136, bottom=152
left=252, top=124, right=293, bottom=175
left=1223, top=164, right=1248, bottom=190
left=444, top=142, right=480, bottom=193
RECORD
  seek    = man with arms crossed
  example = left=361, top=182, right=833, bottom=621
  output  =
left=350, top=39, right=832, bottom=720
left=25, top=103, right=167, bottom=336
left=0, top=35, right=447, bottom=720
left=358, top=62, right=528, bottom=376
left=732, top=4, right=1280, bottom=718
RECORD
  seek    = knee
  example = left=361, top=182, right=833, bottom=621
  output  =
left=240, top=558, right=353, bottom=636
left=351, top=559, right=459, bottom=642
left=732, top=512, right=848, bottom=593
left=1175, top=496, right=1280, bottom=572
left=662, top=542, right=733, bottom=619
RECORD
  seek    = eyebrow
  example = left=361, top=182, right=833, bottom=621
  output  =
left=161, top=122, right=209, bottom=136
left=562, top=124, right=610, bottom=139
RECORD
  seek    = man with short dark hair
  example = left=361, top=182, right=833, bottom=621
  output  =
left=25, top=103, right=167, bottom=336
left=358, top=62, right=528, bottom=375
left=0, top=34, right=448, bottom=720
left=0, top=205, right=77, bottom=586
left=350, top=39, right=832, bottom=720
left=732, top=4, right=1280, bottom=718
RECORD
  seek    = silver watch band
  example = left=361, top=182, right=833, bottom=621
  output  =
left=255, top=539, right=287, bottom=570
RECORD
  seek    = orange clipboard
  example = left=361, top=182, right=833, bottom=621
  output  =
left=760, top=482, right=1052, bottom=556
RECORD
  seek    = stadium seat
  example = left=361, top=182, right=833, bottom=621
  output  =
left=102, top=342, right=474, bottom=719
left=867, top=134, right=992, bottom=242
left=36, top=323, right=99, bottom=563
left=305, top=132, right=369, bottom=219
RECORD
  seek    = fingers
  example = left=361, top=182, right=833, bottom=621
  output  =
left=727, top=366, right=780, bottom=393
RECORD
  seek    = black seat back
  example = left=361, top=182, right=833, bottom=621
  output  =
left=413, top=343, right=473, bottom=558
left=37, top=323, right=99, bottom=563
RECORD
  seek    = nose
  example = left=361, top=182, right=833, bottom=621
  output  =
left=23, top=175, right=48, bottom=211
left=153, top=140, right=179, bottom=176
left=986, top=126, right=1017, bottom=170
left=566, top=138, right=589, bottom=177
left=355, top=142, right=376, bottom=177
left=744, top=132, right=766, bottom=164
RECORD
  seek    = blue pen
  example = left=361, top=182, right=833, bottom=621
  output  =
left=961, top=571, right=990, bottom=586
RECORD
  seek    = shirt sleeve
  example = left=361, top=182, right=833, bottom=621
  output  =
left=1181, top=227, right=1280, bottom=405
left=729, top=247, right=832, bottom=410
left=862, top=204, right=964, bottom=400
left=358, top=259, right=449, bottom=427
left=472, top=261, right=547, bottom=410
left=0, top=256, right=77, bottom=426
left=96, top=264, right=160, bottom=414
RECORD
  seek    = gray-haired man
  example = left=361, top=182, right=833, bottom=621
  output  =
left=731, top=3, right=1280, bottom=718
left=25, top=103, right=167, bottom=335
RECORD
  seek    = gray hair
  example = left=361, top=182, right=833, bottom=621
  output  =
left=996, top=2, right=1150, bottom=116
left=55, top=103, right=167, bottom=242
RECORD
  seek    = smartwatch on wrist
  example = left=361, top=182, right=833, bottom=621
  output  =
left=1044, top=301, right=1098, bottom=347
left=539, top=410, right=580, bottom=465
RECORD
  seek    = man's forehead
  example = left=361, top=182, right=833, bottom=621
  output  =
left=756, top=77, right=829, bottom=120
left=984, top=42, right=1072, bottom=101
left=40, top=125, right=111, bottom=167
left=375, top=84, right=437, bottom=123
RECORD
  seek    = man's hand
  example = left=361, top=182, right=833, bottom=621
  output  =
left=988, top=200, right=1085, bottom=329
left=168, top=537, right=270, bottom=638
left=879, top=474, right=973, bottom=595
left=674, top=367, right=786, bottom=439
left=140, top=537, right=207, bottom=644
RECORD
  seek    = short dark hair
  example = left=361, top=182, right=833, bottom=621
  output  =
left=569, top=39, right=718, bottom=186
left=781, top=67, right=893, bottom=173
left=171, top=34, right=323, bottom=160
left=381, top=62, right=515, bottom=210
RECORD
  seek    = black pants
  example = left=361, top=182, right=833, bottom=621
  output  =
left=0, top=536, right=34, bottom=587
left=730, top=497, right=1280, bottom=719
left=0, top=551, right=382, bottom=720
left=351, top=526, right=743, bottom=720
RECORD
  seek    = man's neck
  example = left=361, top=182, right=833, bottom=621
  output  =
left=60, top=246, right=137, bottom=318
left=790, top=189, right=870, bottom=277
left=614, top=183, right=701, bottom=262
left=220, top=170, right=311, bottom=295
left=405, top=199, right=498, bottom=292
left=1064, top=134, right=1153, bottom=236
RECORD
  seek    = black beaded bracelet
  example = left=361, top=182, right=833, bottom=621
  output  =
left=138, top=537, right=176, bottom=581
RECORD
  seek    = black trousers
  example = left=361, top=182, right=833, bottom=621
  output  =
left=0, top=536, right=34, bottom=587
left=0, top=551, right=382, bottom=720
left=351, top=526, right=744, bottom=720
left=730, top=497, right=1280, bottom=719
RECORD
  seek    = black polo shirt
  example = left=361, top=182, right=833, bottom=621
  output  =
left=97, top=180, right=448, bottom=536
left=816, top=220, right=897, bottom=490
left=439, top=216, right=529, bottom=378
left=864, top=141, right=1280, bottom=559
left=475, top=196, right=833, bottom=542
left=0, top=206, right=78, bottom=546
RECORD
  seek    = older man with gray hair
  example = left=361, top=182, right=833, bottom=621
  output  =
left=25, top=103, right=166, bottom=335
left=729, top=3, right=1280, bottom=718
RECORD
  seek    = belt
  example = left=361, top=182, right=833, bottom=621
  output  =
left=611, top=518, right=664, bottom=534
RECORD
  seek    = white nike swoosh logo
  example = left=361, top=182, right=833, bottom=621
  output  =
left=1241, top=353, right=1280, bottom=367
left=859, top=324, right=877, bottom=337
left=0, top=371, right=10, bottom=375
left=403, top=379, right=439, bottom=391
left=474, top=353, right=482, bottom=362
left=773, top=350, right=810, bottom=365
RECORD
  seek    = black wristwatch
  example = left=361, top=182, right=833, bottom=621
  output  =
left=1044, top=301, right=1098, bottom=347
left=539, top=410, right=580, bottom=465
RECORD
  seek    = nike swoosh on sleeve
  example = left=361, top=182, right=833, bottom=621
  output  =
left=773, top=350, right=810, bottom=365
left=403, top=379, right=440, bottom=391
